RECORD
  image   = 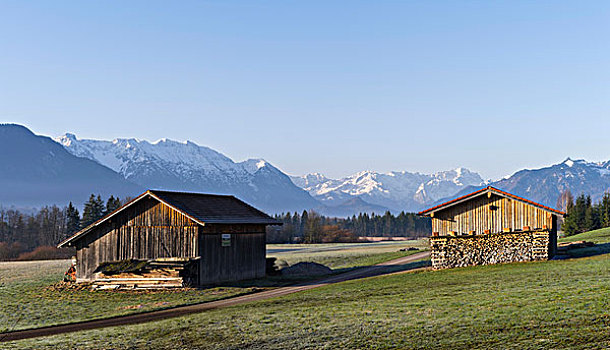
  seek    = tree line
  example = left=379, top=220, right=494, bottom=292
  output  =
left=0, top=194, right=126, bottom=260
left=1, top=194, right=431, bottom=258
left=268, top=210, right=431, bottom=243
left=561, top=190, right=610, bottom=236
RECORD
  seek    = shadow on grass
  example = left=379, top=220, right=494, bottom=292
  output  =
left=213, top=259, right=432, bottom=289
left=560, top=243, right=610, bottom=259
left=329, top=259, right=431, bottom=280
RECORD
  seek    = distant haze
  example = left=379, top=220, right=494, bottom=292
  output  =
left=1, top=1, right=609, bottom=180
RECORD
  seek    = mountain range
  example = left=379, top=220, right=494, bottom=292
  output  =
left=0, top=124, right=142, bottom=208
left=492, top=158, right=610, bottom=208
left=291, top=168, right=485, bottom=212
left=56, top=132, right=486, bottom=214
left=2, top=123, right=610, bottom=216
left=55, top=133, right=319, bottom=214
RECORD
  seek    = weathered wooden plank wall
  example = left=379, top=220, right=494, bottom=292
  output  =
left=75, top=197, right=199, bottom=281
left=431, top=194, right=556, bottom=236
left=199, top=224, right=266, bottom=285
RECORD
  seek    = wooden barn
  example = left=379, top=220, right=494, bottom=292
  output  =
left=418, top=186, right=565, bottom=269
left=58, top=190, right=280, bottom=288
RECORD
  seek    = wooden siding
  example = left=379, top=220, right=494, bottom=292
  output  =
left=431, top=194, right=557, bottom=236
left=75, top=197, right=199, bottom=281
left=199, top=224, right=266, bottom=285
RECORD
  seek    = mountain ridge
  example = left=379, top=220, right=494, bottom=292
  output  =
left=3, top=124, right=610, bottom=217
left=0, top=124, right=143, bottom=207
left=428, top=157, right=610, bottom=211
left=56, top=133, right=320, bottom=214
left=291, top=167, right=486, bottom=212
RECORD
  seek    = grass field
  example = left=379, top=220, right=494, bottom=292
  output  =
left=0, top=260, right=259, bottom=333
left=5, top=233, right=609, bottom=349
left=560, top=227, right=610, bottom=244
left=0, top=242, right=419, bottom=333
left=267, top=240, right=427, bottom=270
left=559, top=228, right=610, bottom=257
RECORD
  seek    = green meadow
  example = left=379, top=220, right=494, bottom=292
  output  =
left=0, top=242, right=423, bottom=333
left=4, top=230, right=609, bottom=349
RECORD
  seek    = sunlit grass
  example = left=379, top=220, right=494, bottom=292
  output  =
left=0, top=242, right=424, bottom=333
left=8, top=252, right=609, bottom=349
left=0, top=260, right=256, bottom=332
left=268, top=240, right=427, bottom=269
left=560, top=227, right=610, bottom=244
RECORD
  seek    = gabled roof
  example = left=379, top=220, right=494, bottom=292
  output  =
left=58, top=190, right=281, bottom=248
left=149, top=190, right=280, bottom=225
left=417, top=186, right=566, bottom=216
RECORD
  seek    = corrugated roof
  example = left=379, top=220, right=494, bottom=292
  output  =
left=417, top=186, right=566, bottom=216
left=58, top=190, right=280, bottom=248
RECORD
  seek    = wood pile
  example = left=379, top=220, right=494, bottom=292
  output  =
left=92, top=258, right=199, bottom=290
left=430, top=230, right=551, bottom=269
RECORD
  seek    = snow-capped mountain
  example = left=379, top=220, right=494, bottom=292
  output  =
left=0, top=125, right=142, bottom=207
left=490, top=157, right=610, bottom=208
left=56, top=133, right=319, bottom=213
left=5, top=122, right=610, bottom=217
left=291, top=168, right=485, bottom=212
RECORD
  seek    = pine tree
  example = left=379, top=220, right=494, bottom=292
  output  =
left=599, top=193, right=610, bottom=227
left=383, top=211, right=393, bottom=236
left=105, top=195, right=121, bottom=214
left=562, top=194, right=587, bottom=236
left=292, top=212, right=300, bottom=235
left=585, top=204, right=601, bottom=231
left=66, top=202, right=81, bottom=236
left=283, top=212, right=294, bottom=237
left=81, top=194, right=106, bottom=228
left=300, top=210, right=308, bottom=237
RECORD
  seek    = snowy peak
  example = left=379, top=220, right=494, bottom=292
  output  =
left=240, top=159, right=281, bottom=175
left=430, top=167, right=482, bottom=185
left=563, top=157, right=575, bottom=167
left=559, top=157, right=595, bottom=169
left=54, top=132, right=487, bottom=214
left=292, top=168, right=484, bottom=212
left=487, top=157, right=610, bottom=209
left=59, top=133, right=78, bottom=145
left=55, top=133, right=237, bottom=176
left=55, top=133, right=320, bottom=213
left=292, top=172, right=329, bottom=188
left=55, top=132, right=610, bottom=216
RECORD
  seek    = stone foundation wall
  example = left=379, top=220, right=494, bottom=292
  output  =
left=430, top=231, right=550, bottom=269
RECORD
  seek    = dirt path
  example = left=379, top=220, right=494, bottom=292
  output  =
left=0, top=251, right=430, bottom=343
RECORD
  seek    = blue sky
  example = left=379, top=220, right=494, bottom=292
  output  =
left=1, top=1, right=608, bottom=180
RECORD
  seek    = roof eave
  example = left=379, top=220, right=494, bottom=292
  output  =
left=57, top=191, right=153, bottom=248
left=57, top=191, right=283, bottom=248
left=417, top=186, right=565, bottom=217
left=417, top=187, right=489, bottom=216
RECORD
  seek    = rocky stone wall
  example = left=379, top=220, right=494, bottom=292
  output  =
left=429, top=231, right=550, bottom=269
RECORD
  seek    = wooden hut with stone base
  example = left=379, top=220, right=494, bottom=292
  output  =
left=58, top=190, right=280, bottom=288
left=418, top=186, right=565, bottom=269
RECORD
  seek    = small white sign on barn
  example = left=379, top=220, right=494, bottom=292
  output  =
left=221, top=233, right=231, bottom=247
